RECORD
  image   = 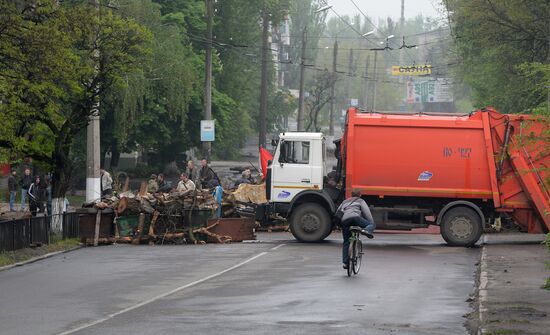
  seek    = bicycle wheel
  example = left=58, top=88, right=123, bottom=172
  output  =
left=352, top=239, right=362, bottom=274
left=347, top=240, right=355, bottom=277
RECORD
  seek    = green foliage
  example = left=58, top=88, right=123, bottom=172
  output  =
left=212, top=90, right=250, bottom=159
left=447, top=0, right=549, bottom=114
left=0, top=0, right=151, bottom=196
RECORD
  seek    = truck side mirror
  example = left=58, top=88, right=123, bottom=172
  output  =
left=271, top=139, right=278, bottom=147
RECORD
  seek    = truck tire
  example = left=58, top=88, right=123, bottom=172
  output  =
left=289, top=203, right=332, bottom=242
left=440, top=207, right=482, bottom=247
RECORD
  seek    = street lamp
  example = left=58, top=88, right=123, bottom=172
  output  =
left=315, top=4, right=332, bottom=13
left=362, top=30, right=375, bottom=37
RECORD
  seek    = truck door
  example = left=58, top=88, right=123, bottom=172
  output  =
left=271, top=140, right=313, bottom=202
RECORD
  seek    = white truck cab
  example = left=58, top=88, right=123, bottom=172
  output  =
left=262, top=132, right=339, bottom=242
left=270, top=132, right=326, bottom=203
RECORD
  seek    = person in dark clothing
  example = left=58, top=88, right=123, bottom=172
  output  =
left=19, top=168, right=32, bottom=211
left=45, top=174, right=52, bottom=215
left=199, top=159, right=218, bottom=188
left=156, top=173, right=171, bottom=193
left=8, top=169, right=17, bottom=212
left=28, top=175, right=46, bottom=216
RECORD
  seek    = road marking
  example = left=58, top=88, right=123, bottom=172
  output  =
left=269, top=243, right=286, bottom=251
left=57, top=249, right=274, bottom=335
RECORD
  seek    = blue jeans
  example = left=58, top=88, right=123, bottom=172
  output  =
left=9, top=191, right=16, bottom=211
left=341, top=216, right=376, bottom=263
left=21, top=189, right=28, bottom=210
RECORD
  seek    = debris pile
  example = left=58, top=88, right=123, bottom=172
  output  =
left=79, top=183, right=256, bottom=246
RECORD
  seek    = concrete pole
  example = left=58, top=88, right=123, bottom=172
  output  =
left=86, top=0, right=101, bottom=203
left=399, top=0, right=405, bottom=84
left=203, top=0, right=213, bottom=159
left=329, top=40, right=338, bottom=136
left=297, top=27, right=307, bottom=132
left=363, top=55, right=370, bottom=109
left=346, top=48, right=354, bottom=107
left=259, top=11, right=269, bottom=146
left=372, top=50, right=378, bottom=111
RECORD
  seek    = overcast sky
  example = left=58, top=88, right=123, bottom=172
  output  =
left=325, top=0, right=443, bottom=22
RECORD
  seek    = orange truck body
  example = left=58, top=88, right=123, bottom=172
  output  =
left=344, top=107, right=550, bottom=233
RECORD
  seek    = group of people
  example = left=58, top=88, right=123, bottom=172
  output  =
left=7, top=167, right=65, bottom=216
left=144, top=159, right=224, bottom=218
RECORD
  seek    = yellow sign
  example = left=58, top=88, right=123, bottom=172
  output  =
left=392, top=64, right=432, bottom=76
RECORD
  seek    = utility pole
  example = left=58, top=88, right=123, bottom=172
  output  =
left=203, top=0, right=213, bottom=159
left=346, top=48, right=354, bottom=107
left=259, top=11, right=269, bottom=146
left=86, top=0, right=101, bottom=204
left=372, top=50, right=378, bottom=111
left=297, top=27, right=307, bottom=132
left=363, top=55, right=370, bottom=109
left=399, top=0, right=405, bottom=76
left=329, top=40, right=338, bottom=136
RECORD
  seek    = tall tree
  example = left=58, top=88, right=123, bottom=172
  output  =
left=447, top=0, right=550, bottom=114
left=0, top=1, right=150, bottom=199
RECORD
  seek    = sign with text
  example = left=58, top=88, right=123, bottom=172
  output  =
left=407, top=78, right=453, bottom=103
left=392, top=64, right=432, bottom=76
left=200, top=120, right=215, bottom=142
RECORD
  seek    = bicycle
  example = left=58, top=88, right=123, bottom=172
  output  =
left=346, top=226, right=364, bottom=276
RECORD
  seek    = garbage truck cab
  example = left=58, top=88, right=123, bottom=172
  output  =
left=264, top=132, right=338, bottom=242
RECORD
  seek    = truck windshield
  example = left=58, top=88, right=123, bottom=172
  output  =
left=279, top=141, right=310, bottom=164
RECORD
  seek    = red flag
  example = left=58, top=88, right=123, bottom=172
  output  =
left=259, top=147, right=273, bottom=180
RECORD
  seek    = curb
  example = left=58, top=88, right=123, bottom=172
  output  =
left=477, top=236, right=488, bottom=335
left=0, top=245, right=82, bottom=272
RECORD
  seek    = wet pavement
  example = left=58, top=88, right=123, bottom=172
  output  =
left=0, top=233, right=479, bottom=335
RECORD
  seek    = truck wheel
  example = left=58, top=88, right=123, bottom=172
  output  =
left=289, top=203, right=332, bottom=242
left=440, top=207, right=482, bottom=247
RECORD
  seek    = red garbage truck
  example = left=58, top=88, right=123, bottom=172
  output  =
left=258, top=107, right=549, bottom=246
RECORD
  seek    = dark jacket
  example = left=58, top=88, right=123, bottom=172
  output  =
left=20, top=174, right=33, bottom=190
left=199, top=166, right=217, bottom=185
left=8, top=175, right=17, bottom=192
left=28, top=182, right=46, bottom=203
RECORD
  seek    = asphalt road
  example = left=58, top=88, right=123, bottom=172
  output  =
left=0, top=233, right=479, bottom=335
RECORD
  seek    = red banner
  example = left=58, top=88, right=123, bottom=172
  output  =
left=259, top=147, right=273, bottom=180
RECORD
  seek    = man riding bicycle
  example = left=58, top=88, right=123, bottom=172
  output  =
left=338, top=189, right=376, bottom=269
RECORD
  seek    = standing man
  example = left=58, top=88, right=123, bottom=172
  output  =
left=28, top=175, right=45, bottom=216
left=199, top=159, right=217, bottom=188
left=8, top=169, right=17, bottom=212
left=19, top=168, right=32, bottom=211
left=186, top=160, right=198, bottom=183
left=337, top=189, right=376, bottom=269
left=177, top=173, right=196, bottom=196
left=100, top=168, right=113, bottom=198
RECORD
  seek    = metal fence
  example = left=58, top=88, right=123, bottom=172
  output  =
left=0, top=212, right=79, bottom=252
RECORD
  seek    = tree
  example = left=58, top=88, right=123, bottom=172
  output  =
left=446, top=0, right=549, bottom=114
left=101, top=0, right=201, bottom=169
left=0, top=1, right=150, bottom=201
left=305, top=71, right=334, bottom=132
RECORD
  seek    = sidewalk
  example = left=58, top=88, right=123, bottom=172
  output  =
left=479, top=234, right=550, bottom=335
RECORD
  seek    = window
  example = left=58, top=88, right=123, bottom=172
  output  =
left=279, top=141, right=310, bottom=164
